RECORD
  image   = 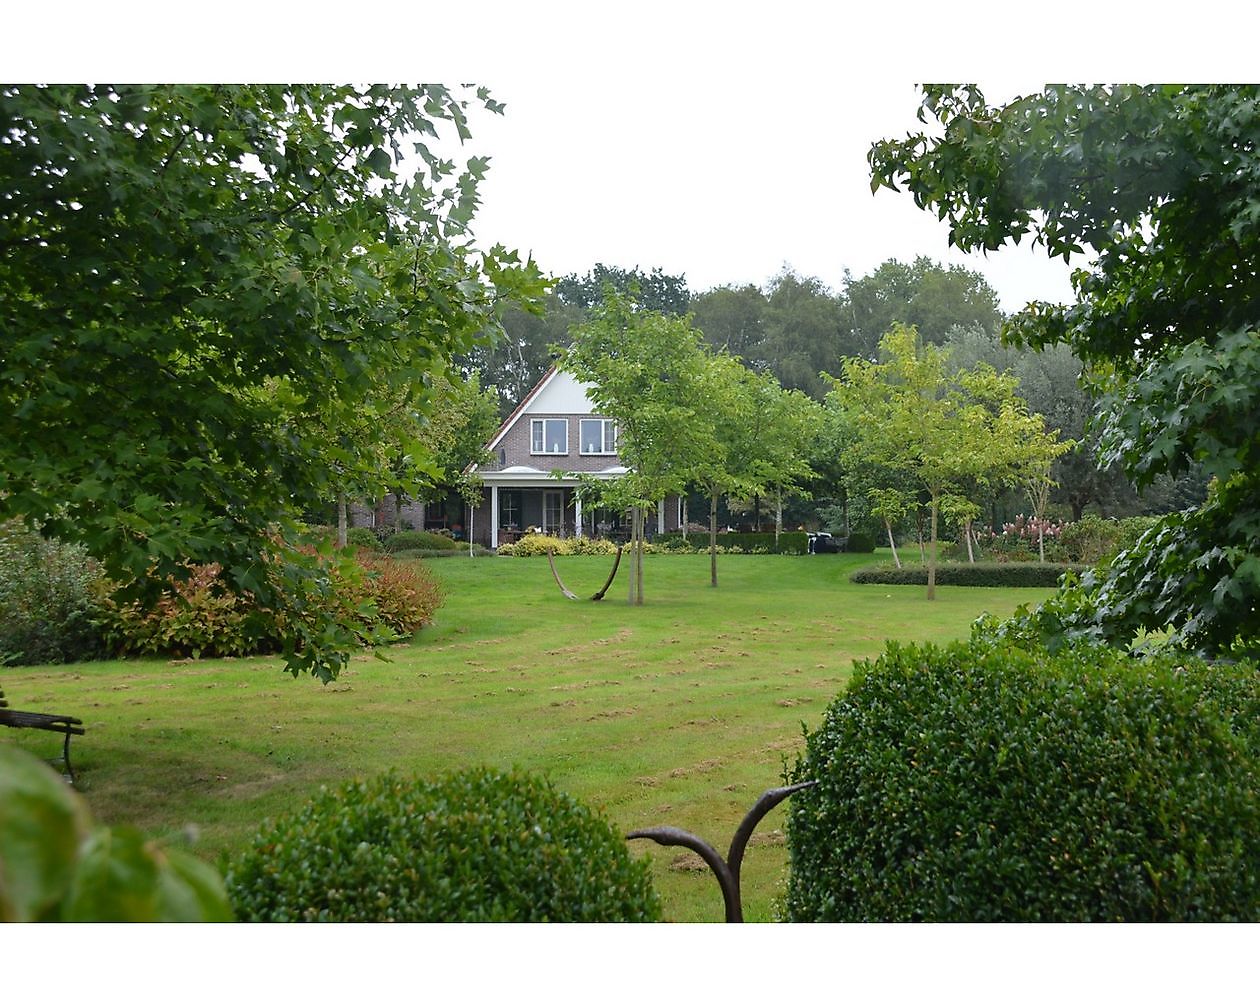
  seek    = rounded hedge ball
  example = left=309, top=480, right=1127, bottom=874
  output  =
left=227, top=767, right=661, bottom=922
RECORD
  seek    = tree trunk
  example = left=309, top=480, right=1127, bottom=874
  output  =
left=635, top=506, right=644, bottom=605
left=927, top=495, right=938, bottom=601
left=1038, top=524, right=1046, bottom=563
left=682, top=497, right=689, bottom=542
left=752, top=494, right=760, bottom=533
left=628, top=507, right=638, bottom=605
left=965, top=518, right=975, bottom=564
left=710, top=489, right=719, bottom=588
left=337, top=492, right=348, bottom=549
left=774, top=488, right=783, bottom=548
left=886, top=519, right=901, bottom=569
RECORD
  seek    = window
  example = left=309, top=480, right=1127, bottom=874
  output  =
left=579, top=418, right=617, bottom=455
left=500, top=491, right=521, bottom=529
left=530, top=418, right=568, bottom=454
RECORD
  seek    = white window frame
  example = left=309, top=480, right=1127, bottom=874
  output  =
left=530, top=417, right=568, bottom=455
left=578, top=418, right=617, bottom=456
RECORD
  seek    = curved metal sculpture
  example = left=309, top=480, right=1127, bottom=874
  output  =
left=547, top=546, right=624, bottom=602
left=627, top=779, right=817, bottom=922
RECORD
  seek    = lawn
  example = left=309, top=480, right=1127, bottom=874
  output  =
left=6, top=550, right=1053, bottom=922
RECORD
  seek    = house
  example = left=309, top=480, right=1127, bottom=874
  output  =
left=466, top=365, right=684, bottom=550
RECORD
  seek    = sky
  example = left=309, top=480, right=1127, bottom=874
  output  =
left=461, top=76, right=1077, bottom=312
left=20, top=0, right=1260, bottom=318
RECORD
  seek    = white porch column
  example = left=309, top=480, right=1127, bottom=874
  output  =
left=575, top=492, right=583, bottom=539
left=491, top=484, right=499, bottom=550
left=657, top=499, right=665, bottom=534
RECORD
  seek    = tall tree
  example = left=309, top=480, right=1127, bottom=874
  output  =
left=870, top=84, right=1260, bottom=655
left=759, top=270, right=846, bottom=399
left=555, top=264, right=690, bottom=315
left=688, top=284, right=769, bottom=363
left=458, top=293, right=581, bottom=418
left=843, top=256, right=1004, bottom=358
left=0, top=84, right=545, bottom=680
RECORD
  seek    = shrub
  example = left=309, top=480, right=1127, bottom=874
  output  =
left=102, top=561, right=279, bottom=659
left=850, top=562, right=1085, bottom=589
left=496, top=534, right=618, bottom=557
left=349, top=554, right=443, bottom=638
left=226, top=767, right=661, bottom=922
left=0, top=520, right=109, bottom=665
left=383, top=530, right=460, bottom=553
left=1054, top=514, right=1162, bottom=565
left=103, top=551, right=443, bottom=658
left=785, top=637, right=1260, bottom=921
left=717, top=532, right=809, bottom=554
left=345, top=527, right=381, bottom=551
left=844, top=531, right=876, bottom=553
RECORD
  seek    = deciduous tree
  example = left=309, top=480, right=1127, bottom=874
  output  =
left=870, top=84, right=1260, bottom=654
left=0, top=84, right=544, bottom=680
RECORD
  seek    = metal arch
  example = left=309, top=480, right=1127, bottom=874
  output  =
left=627, top=779, right=817, bottom=922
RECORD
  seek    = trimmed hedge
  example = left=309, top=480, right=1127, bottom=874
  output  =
left=655, top=531, right=809, bottom=555
left=383, top=530, right=460, bottom=553
left=850, top=562, right=1085, bottom=588
left=844, top=531, right=876, bottom=553
left=785, top=638, right=1260, bottom=921
left=226, top=767, right=661, bottom=922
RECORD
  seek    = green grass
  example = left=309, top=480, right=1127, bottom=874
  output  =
left=4, top=550, right=1052, bottom=922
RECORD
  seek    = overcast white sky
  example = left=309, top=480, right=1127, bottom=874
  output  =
left=18, top=1, right=1260, bottom=316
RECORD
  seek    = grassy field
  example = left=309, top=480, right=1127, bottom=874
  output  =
left=6, top=550, right=1052, bottom=922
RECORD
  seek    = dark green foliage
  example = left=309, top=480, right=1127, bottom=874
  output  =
left=786, top=638, right=1260, bottom=921
left=843, top=532, right=876, bottom=553
left=0, top=84, right=545, bottom=682
left=344, top=527, right=381, bottom=551
left=851, top=562, right=1081, bottom=588
left=227, top=767, right=661, bottom=922
left=383, top=530, right=460, bottom=553
left=555, top=263, right=689, bottom=315
left=0, top=521, right=108, bottom=665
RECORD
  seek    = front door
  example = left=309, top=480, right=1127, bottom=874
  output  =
left=543, top=490, right=564, bottom=535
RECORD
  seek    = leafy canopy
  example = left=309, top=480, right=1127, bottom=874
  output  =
left=1, top=84, right=545, bottom=679
left=870, top=84, right=1260, bottom=654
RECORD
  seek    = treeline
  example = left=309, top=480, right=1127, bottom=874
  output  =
left=457, top=257, right=1206, bottom=532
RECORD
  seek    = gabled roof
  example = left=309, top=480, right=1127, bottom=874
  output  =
left=482, top=364, right=561, bottom=454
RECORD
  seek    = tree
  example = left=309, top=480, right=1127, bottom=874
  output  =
left=564, top=291, right=719, bottom=603
left=870, top=84, right=1260, bottom=655
left=833, top=325, right=1067, bottom=599
left=692, top=355, right=821, bottom=586
left=555, top=264, right=690, bottom=315
left=0, top=85, right=545, bottom=680
left=688, top=284, right=769, bottom=362
left=843, top=256, right=1004, bottom=358
left=757, top=270, right=846, bottom=399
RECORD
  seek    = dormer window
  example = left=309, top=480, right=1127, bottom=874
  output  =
left=531, top=418, right=568, bottom=455
left=579, top=418, right=617, bottom=455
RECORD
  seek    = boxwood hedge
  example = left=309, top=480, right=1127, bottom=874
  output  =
left=850, top=562, right=1085, bottom=588
left=785, top=638, right=1260, bottom=921
left=226, top=767, right=661, bottom=922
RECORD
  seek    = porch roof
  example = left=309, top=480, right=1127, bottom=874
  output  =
left=478, top=465, right=629, bottom=488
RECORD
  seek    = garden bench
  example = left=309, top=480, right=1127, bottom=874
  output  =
left=0, top=684, right=85, bottom=783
